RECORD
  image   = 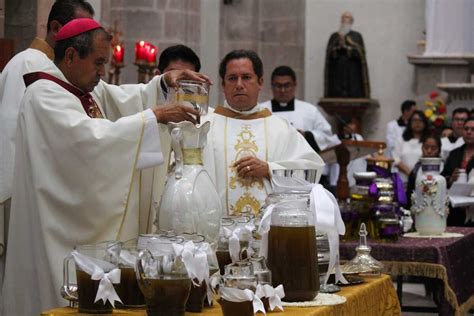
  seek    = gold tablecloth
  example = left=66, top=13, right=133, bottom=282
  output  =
left=42, top=274, right=400, bottom=316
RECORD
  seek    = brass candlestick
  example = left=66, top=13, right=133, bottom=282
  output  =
left=108, top=62, right=125, bottom=85
left=135, top=60, right=157, bottom=83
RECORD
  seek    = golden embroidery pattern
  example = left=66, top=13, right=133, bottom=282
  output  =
left=230, top=192, right=261, bottom=215
left=228, top=124, right=263, bottom=214
left=88, top=99, right=104, bottom=118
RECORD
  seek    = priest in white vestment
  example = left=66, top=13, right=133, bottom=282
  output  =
left=260, top=65, right=340, bottom=152
left=0, top=1, right=94, bottom=296
left=1, top=19, right=209, bottom=316
left=202, top=50, right=324, bottom=215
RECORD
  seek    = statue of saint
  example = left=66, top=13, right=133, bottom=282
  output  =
left=324, top=12, right=370, bottom=98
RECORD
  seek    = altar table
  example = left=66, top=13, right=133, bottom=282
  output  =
left=41, top=274, right=400, bottom=316
left=339, top=226, right=474, bottom=316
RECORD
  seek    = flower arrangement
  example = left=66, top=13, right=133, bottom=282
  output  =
left=423, top=91, right=448, bottom=130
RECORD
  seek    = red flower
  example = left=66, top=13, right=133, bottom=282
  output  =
left=430, top=91, right=439, bottom=99
left=434, top=117, right=444, bottom=127
left=439, top=105, right=446, bottom=114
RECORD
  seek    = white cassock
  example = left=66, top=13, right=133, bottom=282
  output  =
left=386, top=118, right=406, bottom=157
left=441, top=136, right=464, bottom=161
left=202, top=102, right=324, bottom=215
left=1, top=61, right=170, bottom=315
left=0, top=38, right=54, bottom=298
left=260, top=98, right=340, bottom=151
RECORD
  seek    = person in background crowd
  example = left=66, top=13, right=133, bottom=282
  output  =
left=393, top=110, right=431, bottom=183
left=386, top=100, right=417, bottom=157
left=406, top=135, right=442, bottom=208
left=157, top=44, right=201, bottom=73
left=260, top=65, right=340, bottom=153
left=441, top=118, right=474, bottom=226
left=441, top=107, right=470, bottom=160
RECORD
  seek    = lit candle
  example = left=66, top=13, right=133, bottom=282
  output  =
left=135, top=40, right=146, bottom=62
left=147, top=44, right=157, bottom=64
left=112, top=44, right=124, bottom=64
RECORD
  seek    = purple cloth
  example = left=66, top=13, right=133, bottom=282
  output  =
left=368, top=165, right=407, bottom=207
left=340, top=227, right=474, bottom=315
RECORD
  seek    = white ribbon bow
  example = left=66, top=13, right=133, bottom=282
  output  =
left=220, top=287, right=266, bottom=315
left=71, top=250, right=122, bottom=307
left=226, top=223, right=255, bottom=262
left=172, top=241, right=210, bottom=286
left=256, top=284, right=285, bottom=311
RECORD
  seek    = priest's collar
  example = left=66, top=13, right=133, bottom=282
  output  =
left=214, top=100, right=272, bottom=120
left=448, top=135, right=459, bottom=143
left=29, top=38, right=54, bottom=61
left=396, top=117, right=407, bottom=127
left=223, top=100, right=262, bottom=114
left=271, top=98, right=295, bottom=112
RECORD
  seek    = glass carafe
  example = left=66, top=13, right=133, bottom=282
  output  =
left=63, top=241, right=121, bottom=314
left=156, top=121, right=222, bottom=245
left=219, top=262, right=257, bottom=316
left=267, top=200, right=319, bottom=301
left=169, top=80, right=210, bottom=115
left=136, top=236, right=191, bottom=316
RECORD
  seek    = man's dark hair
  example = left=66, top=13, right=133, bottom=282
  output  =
left=219, top=50, right=263, bottom=80
left=54, top=28, right=112, bottom=62
left=157, top=45, right=201, bottom=73
left=47, top=0, right=94, bottom=33
left=402, top=110, right=431, bottom=142
left=452, top=107, right=470, bottom=117
left=464, top=117, right=474, bottom=126
left=400, top=100, right=416, bottom=113
left=271, top=65, right=296, bottom=82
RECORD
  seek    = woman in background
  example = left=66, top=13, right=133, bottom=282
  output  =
left=393, top=110, right=431, bottom=183
left=406, top=135, right=442, bottom=208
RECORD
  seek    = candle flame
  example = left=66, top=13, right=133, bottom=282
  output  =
left=116, top=45, right=121, bottom=52
left=139, top=41, right=145, bottom=46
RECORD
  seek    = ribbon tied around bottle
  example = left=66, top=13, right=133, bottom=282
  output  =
left=71, top=250, right=122, bottom=307
left=220, top=287, right=266, bottom=315
left=255, top=284, right=285, bottom=311
left=222, top=223, right=255, bottom=262
left=258, top=176, right=347, bottom=285
left=172, top=241, right=210, bottom=286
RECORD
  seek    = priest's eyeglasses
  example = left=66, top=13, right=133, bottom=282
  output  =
left=272, top=83, right=294, bottom=90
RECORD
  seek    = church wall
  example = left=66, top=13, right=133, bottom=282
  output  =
left=305, top=0, right=425, bottom=141
left=5, top=0, right=37, bottom=52
left=101, top=0, right=201, bottom=84
left=219, top=0, right=306, bottom=104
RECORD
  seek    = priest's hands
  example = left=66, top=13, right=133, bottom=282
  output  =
left=234, top=156, right=270, bottom=180
left=153, top=104, right=199, bottom=125
left=163, top=69, right=212, bottom=87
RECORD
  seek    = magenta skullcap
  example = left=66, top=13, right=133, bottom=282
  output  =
left=56, top=18, right=102, bottom=41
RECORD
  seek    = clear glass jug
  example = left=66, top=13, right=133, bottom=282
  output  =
left=63, top=241, right=121, bottom=314
left=156, top=121, right=222, bottom=245
left=267, top=200, right=319, bottom=301
left=136, top=235, right=191, bottom=316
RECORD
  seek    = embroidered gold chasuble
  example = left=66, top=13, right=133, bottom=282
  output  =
left=202, top=105, right=324, bottom=216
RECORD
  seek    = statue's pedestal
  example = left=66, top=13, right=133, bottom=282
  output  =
left=407, top=54, right=474, bottom=111
left=318, top=98, right=379, bottom=134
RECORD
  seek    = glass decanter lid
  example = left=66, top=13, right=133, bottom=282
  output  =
left=342, top=223, right=383, bottom=275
